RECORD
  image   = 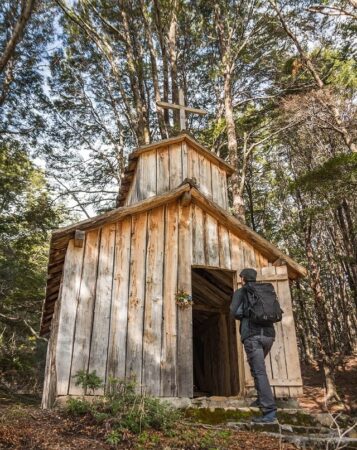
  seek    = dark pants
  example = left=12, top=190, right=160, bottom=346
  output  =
left=244, top=335, right=276, bottom=413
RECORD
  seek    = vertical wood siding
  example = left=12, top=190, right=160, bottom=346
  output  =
left=55, top=241, right=84, bottom=396
left=49, top=200, right=301, bottom=402
left=107, top=218, right=131, bottom=380
left=177, top=202, right=193, bottom=397
left=126, top=213, right=148, bottom=388
left=88, top=224, right=116, bottom=395
left=191, top=206, right=302, bottom=397
left=69, top=229, right=100, bottom=395
left=160, top=202, right=178, bottom=396
left=275, top=265, right=303, bottom=397
left=125, top=143, right=229, bottom=210
left=156, top=146, right=170, bottom=195
left=142, top=207, right=165, bottom=395
left=42, top=282, right=62, bottom=408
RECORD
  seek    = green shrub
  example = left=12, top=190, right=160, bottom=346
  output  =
left=105, top=429, right=122, bottom=445
left=92, top=411, right=110, bottom=423
left=72, top=370, right=102, bottom=393
left=66, top=397, right=91, bottom=415
left=68, top=371, right=182, bottom=436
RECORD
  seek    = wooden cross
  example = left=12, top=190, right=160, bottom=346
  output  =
left=156, top=88, right=207, bottom=131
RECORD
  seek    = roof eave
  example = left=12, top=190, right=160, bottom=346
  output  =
left=40, top=183, right=306, bottom=335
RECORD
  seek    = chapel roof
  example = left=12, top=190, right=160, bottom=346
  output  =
left=40, top=180, right=306, bottom=336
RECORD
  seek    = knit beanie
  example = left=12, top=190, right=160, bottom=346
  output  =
left=239, top=268, right=257, bottom=281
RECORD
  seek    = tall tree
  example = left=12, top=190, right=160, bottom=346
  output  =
left=0, top=142, right=65, bottom=391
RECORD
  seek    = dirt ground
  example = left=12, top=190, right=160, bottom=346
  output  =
left=0, top=357, right=356, bottom=450
left=0, top=406, right=299, bottom=450
left=299, top=355, right=357, bottom=413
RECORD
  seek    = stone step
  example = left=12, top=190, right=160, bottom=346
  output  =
left=263, top=431, right=357, bottom=449
left=226, top=421, right=334, bottom=436
left=225, top=421, right=357, bottom=449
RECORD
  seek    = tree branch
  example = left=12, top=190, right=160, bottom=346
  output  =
left=0, top=0, right=36, bottom=74
left=0, top=312, right=47, bottom=342
left=308, top=5, right=357, bottom=20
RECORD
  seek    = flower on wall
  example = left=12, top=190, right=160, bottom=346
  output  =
left=175, top=290, right=193, bottom=308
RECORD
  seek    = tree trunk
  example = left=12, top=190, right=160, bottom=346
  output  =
left=0, top=0, right=36, bottom=74
left=322, top=358, right=341, bottom=403
left=167, top=3, right=180, bottom=130
left=213, top=2, right=245, bottom=221
left=140, top=0, right=168, bottom=139
left=335, top=199, right=357, bottom=309
left=223, top=68, right=245, bottom=221
left=120, top=4, right=150, bottom=145
left=294, top=280, right=315, bottom=365
left=153, top=0, right=170, bottom=128
left=305, top=232, right=341, bottom=402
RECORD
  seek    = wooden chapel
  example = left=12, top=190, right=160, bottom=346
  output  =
left=41, top=132, right=306, bottom=408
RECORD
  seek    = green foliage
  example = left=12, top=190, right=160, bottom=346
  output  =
left=105, top=430, right=122, bottom=445
left=137, top=431, right=160, bottom=446
left=0, top=1, right=55, bottom=143
left=66, top=397, right=91, bottom=415
left=73, top=370, right=102, bottom=393
left=317, top=48, right=357, bottom=91
left=290, top=153, right=357, bottom=195
left=66, top=375, right=182, bottom=441
left=0, top=142, right=65, bottom=392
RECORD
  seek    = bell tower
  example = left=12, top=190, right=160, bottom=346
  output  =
left=117, top=133, right=234, bottom=210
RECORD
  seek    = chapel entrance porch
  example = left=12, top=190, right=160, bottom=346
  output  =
left=191, top=267, right=240, bottom=398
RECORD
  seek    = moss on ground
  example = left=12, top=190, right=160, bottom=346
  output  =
left=184, top=407, right=253, bottom=424
left=277, top=411, right=318, bottom=427
left=184, top=407, right=319, bottom=427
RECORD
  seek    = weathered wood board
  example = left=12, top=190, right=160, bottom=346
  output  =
left=88, top=224, right=116, bottom=395
left=142, top=207, right=165, bottom=396
left=198, top=154, right=212, bottom=198
left=192, top=204, right=205, bottom=265
left=169, top=143, right=182, bottom=189
left=177, top=202, right=193, bottom=397
left=157, top=147, right=170, bottom=195
left=125, top=142, right=229, bottom=210
left=276, top=265, right=303, bottom=397
left=161, top=202, right=179, bottom=396
left=107, top=218, right=131, bottom=380
left=69, top=229, right=100, bottom=395
left=55, top=241, right=84, bottom=396
left=205, top=214, right=219, bottom=266
left=139, top=152, right=157, bottom=200
left=126, top=213, right=148, bottom=390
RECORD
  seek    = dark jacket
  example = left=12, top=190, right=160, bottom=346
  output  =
left=230, top=282, right=275, bottom=342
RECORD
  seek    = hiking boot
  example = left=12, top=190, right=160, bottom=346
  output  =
left=251, top=410, right=277, bottom=423
left=249, top=399, right=261, bottom=408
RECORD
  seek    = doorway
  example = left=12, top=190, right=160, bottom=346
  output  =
left=191, top=267, right=239, bottom=397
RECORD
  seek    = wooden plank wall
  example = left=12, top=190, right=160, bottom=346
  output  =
left=125, top=143, right=229, bottom=210
left=46, top=200, right=302, bottom=403
left=48, top=201, right=193, bottom=400
left=190, top=204, right=302, bottom=398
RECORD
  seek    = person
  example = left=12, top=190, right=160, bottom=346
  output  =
left=230, top=268, right=277, bottom=423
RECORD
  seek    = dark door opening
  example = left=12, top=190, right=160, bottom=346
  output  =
left=192, top=267, right=239, bottom=397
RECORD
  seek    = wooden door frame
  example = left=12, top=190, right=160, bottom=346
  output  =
left=191, top=265, right=245, bottom=398
left=233, top=271, right=246, bottom=397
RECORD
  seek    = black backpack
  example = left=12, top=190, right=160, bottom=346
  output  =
left=244, top=283, right=283, bottom=325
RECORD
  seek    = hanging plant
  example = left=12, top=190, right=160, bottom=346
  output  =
left=175, top=290, right=193, bottom=308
